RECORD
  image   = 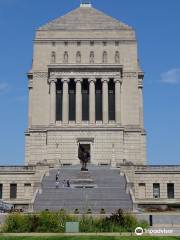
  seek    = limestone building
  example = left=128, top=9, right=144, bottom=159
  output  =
left=25, top=2, right=146, bottom=167
left=0, top=3, right=180, bottom=212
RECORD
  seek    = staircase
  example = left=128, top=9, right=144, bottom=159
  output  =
left=33, top=165, right=133, bottom=213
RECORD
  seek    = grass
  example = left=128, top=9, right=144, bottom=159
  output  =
left=0, top=237, right=180, bottom=240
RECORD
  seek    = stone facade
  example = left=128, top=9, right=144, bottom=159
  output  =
left=25, top=3, right=146, bottom=166
left=0, top=3, right=179, bottom=211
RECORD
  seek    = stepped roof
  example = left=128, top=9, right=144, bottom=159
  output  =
left=39, top=4, right=132, bottom=31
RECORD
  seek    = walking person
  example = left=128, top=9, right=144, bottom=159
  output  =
left=62, top=179, right=66, bottom=188
left=55, top=180, right=59, bottom=189
left=67, top=179, right=70, bottom=188
left=56, top=174, right=58, bottom=182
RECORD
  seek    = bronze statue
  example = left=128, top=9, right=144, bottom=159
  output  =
left=78, top=144, right=90, bottom=171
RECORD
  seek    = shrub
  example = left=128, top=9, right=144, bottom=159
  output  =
left=3, top=213, right=32, bottom=232
left=2, top=209, right=149, bottom=233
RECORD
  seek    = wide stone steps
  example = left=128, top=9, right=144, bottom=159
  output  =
left=33, top=165, right=133, bottom=213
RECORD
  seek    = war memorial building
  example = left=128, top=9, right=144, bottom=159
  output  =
left=0, top=3, right=180, bottom=212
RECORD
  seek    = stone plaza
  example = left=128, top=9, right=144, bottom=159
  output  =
left=0, top=2, right=180, bottom=213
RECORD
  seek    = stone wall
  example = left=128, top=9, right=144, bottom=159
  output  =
left=0, top=166, right=49, bottom=210
left=25, top=128, right=146, bottom=166
left=121, top=165, right=180, bottom=204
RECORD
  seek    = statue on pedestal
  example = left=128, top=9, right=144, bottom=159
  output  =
left=78, top=144, right=90, bottom=171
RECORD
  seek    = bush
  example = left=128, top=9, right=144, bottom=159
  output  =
left=3, top=213, right=34, bottom=232
left=3, top=211, right=76, bottom=233
left=2, top=209, right=149, bottom=233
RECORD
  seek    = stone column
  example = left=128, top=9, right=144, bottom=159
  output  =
left=114, top=77, right=122, bottom=124
left=138, top=79, right=144, bottom=128
left=62, top=78, right=69, bottom=124
left=75, top=78, right=82, bottom=124
left=88, top=78, right=96, bottom=124
left=102, top=78, right=109, bottom=124
left=49, top=77, right=57, bottom=125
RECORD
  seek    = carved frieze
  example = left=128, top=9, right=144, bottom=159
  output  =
left=34, top=72, right=48, bottom=78
left=50, top=71, right=121, bottom=79
left=123, top=72, right=137, bottom=78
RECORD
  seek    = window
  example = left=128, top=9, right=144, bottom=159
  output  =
left=82, top=80, right=89, bottom=121
left=115, top=51, right=120, bottom=63
left=108, top=80, right=115, bottom=120
left=95, top=79, right=102, bottom=121
left=102, top=51, right=107, bottom=63
left=52, top=41, right=56, bottom=46
left=10, top=183, right=17, bottom=199
left=103, top=41, right=107, bottom=46
left=90, top=41, right=94, bottom=46
left=77, top=41, right=81, bottom=46
left=153, top=183, right=160, bottom=199
left=115, top=41, right=119, bottom=46
left=63, top=51, right=68, bottom=63
left=0, top=184, right=2, bottom=199
left=51, top=51, right=56, bottom=64
left=24, top=183, right=31, bottom=187
left=90, top=51, right=94, bottom=64
left=167, top=183, right=174, bottom=199
left=56, top=80, right=63, bottom=121
left=76, top=51, right=81, bottom=63
left=64, top=41, right=68, bottom=46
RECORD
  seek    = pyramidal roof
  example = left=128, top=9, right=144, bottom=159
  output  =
left=39, top=4, right=132, bottom=31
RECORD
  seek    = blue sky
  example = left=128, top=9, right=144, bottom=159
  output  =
left=0, top=0, right=179, bottom=165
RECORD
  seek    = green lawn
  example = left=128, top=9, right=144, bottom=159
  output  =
left=0, top=237, right=180, bottom=240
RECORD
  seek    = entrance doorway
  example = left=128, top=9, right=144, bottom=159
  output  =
left=78, top=144, right=91, bottom=163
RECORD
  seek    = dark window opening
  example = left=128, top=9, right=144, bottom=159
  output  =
left=167, top=183, right=174, bottom=199
left=24, top=183, right=31, bottom=187
left=108, top=80, right=115, bottom=120
left=10, top=184, right=17, bottom=199
left=153, top=183, right=160, bottom=199
left=69, top=80, right=76, bottom=121
left=0, top=184, right=2, bottom=199
left=95, top=79, right=102, bottom=121
left=56, top=80, right=63, bottom=121
left=82, top=80, right=89, bottom=121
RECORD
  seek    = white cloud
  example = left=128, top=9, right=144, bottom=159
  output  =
left=161, top=68, right=180, bottom=84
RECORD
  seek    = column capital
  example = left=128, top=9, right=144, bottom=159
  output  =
left=74, top=78, right=83, bottom=83
left=114, top=76, right=123, bottom=84
left=88, top=78, right=96, bottom=83
left=48, top=77, right=57, bottom=84
left=101, top=77, right=109, bottom=83
left=61, top=78, right=70, bottom=83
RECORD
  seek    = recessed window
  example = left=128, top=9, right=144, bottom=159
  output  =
left=52, top=41, right=56, bottom=46
left=0, top=184, right=3, bottom=199
left=90, top=41, right=94, bottom=46
left=153, top=183, right=160, bottom=199
left=167, top=183, right=174, bottom=199
left=115, top=41, right=119, bottom=46
left=10, top=183, right=17, bottom=199
left=77, top=41, right=81, bottom=46
left=64, top=41, right=68, bottom=46
left=103, top=41, right=107, bottom=46
left=24, top=183, right=31, bottom=187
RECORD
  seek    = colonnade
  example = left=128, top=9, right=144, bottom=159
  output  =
left=49, top=76, right=122, bottom=124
